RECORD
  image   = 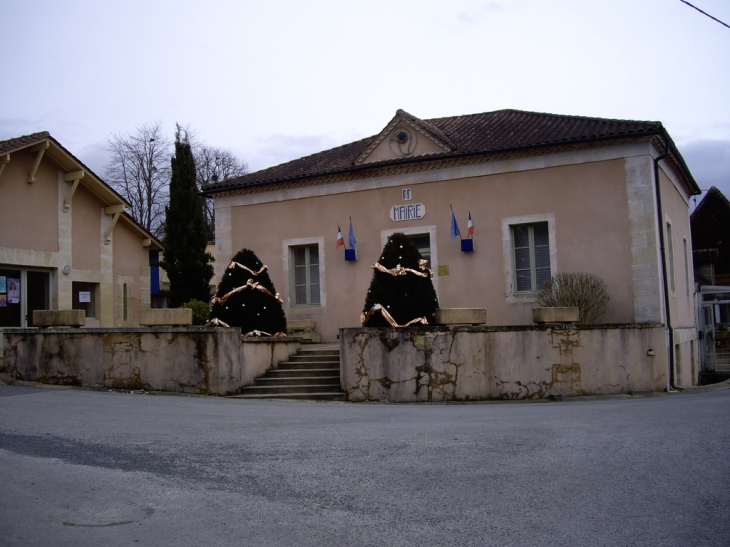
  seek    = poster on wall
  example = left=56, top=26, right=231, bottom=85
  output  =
left=0, top=276, right=5, bottom=292
left=79, top=291, right=91, bottom=303
left=0, top=294, right=6, bottom=307
left=8, top=278, right=20, bottom=304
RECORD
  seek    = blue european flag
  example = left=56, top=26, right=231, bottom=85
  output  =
left=348, top=217, right=356, bottom=250
left=451, top=209, right=461, bottom=242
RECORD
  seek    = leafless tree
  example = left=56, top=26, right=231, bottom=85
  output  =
left=104, top=122, right=172, bottom=237
left=537, top=271, right=610, bottom=324
left=193, top=145, right=248, bottom=241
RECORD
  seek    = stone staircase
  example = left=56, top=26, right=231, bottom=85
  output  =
left=232, top=347, right=346, bottom=401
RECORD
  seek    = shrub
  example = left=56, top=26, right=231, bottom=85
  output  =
left=181, top=300, right=210, bottom=325
left=209, top=248, right=287, bottom=336
left=537, top=272, right=609, bottom=324
left=361, top=232, right=439, bottom=327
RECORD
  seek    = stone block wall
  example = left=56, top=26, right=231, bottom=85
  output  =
left=3, top=328, right=300, bottom=396
left=340, top=325, right=668, bottom=402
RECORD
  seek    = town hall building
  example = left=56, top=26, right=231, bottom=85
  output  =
left=202, top=108, right=700, bottom=386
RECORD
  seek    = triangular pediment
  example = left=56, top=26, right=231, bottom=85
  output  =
left=353, top=109, right=456, bottom=165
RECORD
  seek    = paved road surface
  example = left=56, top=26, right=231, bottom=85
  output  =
left=1, top=384, right=729, bottom=546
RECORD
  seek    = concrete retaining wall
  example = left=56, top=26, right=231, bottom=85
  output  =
left=340, top=325, right=669, bottom=402
left=3, top=328, right=300, bottom=396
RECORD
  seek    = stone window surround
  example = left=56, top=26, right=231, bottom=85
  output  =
left=501, top=213, right=557, bottom=303
left=665, top=216, right=676, bottom=297
left=282, top=236, right=326, bottom=312
left=380, top=224, right=439, bottom=294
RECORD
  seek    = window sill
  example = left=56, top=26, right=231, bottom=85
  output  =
left=288, top=306, right=325, bottom=316
left=507, top=292, right=539, bottom=304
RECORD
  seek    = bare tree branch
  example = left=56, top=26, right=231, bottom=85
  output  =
left=537, top=272, right=610, bottom=324
left=104, top=122, right=172, bottom=237
left=193, top=145, right=248, bottom=241
left=103, top=122, right=247, bottom=242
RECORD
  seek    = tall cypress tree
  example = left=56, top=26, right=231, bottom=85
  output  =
left=361, top=232, right=439, bottom=327
left=161, top=126, right=213, bottom=307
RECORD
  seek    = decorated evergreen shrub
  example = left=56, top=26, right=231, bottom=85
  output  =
left=208, top=248, right=287, bottom=336
left=361, top=232, right=439, bottom=327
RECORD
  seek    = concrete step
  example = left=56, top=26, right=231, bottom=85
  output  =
left=287, top=354, right=339, bottom=362
left=239, top=384, right=343, bottom=395
left=265, top=368, right=339, bottom=378
left=230, top=392, right=346, bottom=401
left=254, top=376, right=340, bottom=386
left=278, top=361, right=340, bottom=370
left=230, top=346, right=344, bottom=402
left=298, top=348, right=339, bottom=355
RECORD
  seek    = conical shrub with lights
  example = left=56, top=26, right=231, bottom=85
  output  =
left=361, top=232, right=438, bottom=327
left=209, top=248, right=287, bottom=336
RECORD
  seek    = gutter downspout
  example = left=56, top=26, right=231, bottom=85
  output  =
left=653, top=138, right=683, bottom=391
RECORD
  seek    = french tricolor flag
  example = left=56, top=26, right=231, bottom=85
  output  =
left=467, top=212, right=474, bottom=237
left=336, top=226, right=344, bottom=249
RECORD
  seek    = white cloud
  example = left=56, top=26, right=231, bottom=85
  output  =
left=247, top=134, right=343, bottom=173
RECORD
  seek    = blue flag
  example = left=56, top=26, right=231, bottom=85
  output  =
left=348, top=217, right=356, bottom=250
left=451, top=209, right=461, bottom=242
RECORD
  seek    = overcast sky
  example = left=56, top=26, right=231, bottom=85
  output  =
left=2, top=0, right=729, bottom=205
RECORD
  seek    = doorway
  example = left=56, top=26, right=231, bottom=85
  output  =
left=698, top=286, right=730, bottom=373
left=0, top=267, right=51, bottom=329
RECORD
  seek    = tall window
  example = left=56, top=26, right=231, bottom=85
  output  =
left=666, top=222, right=675, bottom=293
left=512, top=222, right=551, bottom=292
left=292, top=245, right=320, bottom=306
left=683, top=238, right=690, bottom=299
left=407, top=234, right=431, bottom=268
left=123, top=283, right=128, bottom=320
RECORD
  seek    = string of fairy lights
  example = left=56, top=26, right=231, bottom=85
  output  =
left=361, top=258, right=434, bottom=327
left=206, top=260, right=286, bottom=337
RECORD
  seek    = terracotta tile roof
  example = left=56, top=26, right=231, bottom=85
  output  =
left=0, top=131, right=51, bottom=153
left=202, top=109, right=675, bottom=195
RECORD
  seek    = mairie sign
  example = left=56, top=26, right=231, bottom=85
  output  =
left=390, top=203, right=426, bottom=221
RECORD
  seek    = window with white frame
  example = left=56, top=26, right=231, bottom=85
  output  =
left=381, top=225, right=439, bottom=296
left=666, top=221, right=675, bottom=293
left=406, top=234, right=431, bottom=268
left=682, top=237, right=689, bottom=300
left=512, top=222, right=552, bottom=293
left=291, top=244, right=320, bottom=306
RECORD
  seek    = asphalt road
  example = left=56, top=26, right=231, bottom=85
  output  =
left=1, top=384, right=729, bottom=547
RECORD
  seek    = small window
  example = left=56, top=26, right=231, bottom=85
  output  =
left=291, top=245, right=320, bottom=306
left=123, top=283, right=128, bottom=320
left=72, top=282, right=98, bottom=319
left=512, top=222, right=551, bottom=292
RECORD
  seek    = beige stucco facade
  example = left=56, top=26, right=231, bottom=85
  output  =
left=215, top=141, right=696, bottom=342
left=0, top=135, right=163, bottom=346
